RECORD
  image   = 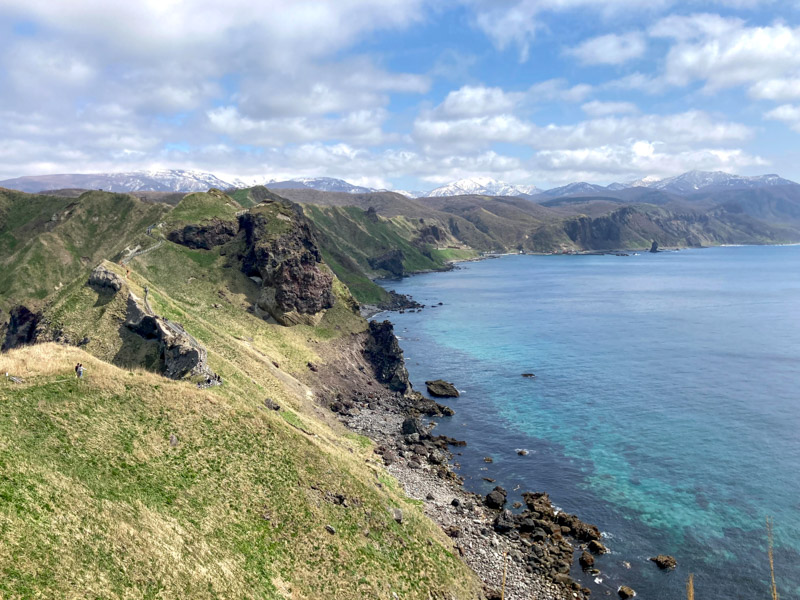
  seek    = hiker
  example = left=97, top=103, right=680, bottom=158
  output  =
left=77, top=364, right=84, bottom=379
left=75, top=363, right=81, bottom=378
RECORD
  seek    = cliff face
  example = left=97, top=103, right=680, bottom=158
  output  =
left=240, top=202, right=335, bottom=325
left=167, top=219, right=238, bottom=249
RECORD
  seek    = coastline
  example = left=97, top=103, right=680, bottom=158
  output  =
left=312, top=334, right=587, bottom=600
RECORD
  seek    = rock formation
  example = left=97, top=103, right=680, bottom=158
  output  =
left=425, top=379, right=459, bottom=397
left=240, top=202, right=334, bottom=325
left=167, top=219, right=238, bottom=249
left=363, top=320, right=410, bottom=394
left=1, top=305, right=41, bottom=351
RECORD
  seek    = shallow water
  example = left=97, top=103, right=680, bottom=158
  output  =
left=379, top=246, right=800, bottom=599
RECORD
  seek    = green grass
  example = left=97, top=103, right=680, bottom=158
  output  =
left=0, top=342, right=481, bottom=600
left=167, top=189, right=241, bottom=225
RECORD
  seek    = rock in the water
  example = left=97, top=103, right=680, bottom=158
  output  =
left=618, top=585, right=636, bottom=599
left=650, top=555, right=677, bottom=569
left=579, top=551, right=595, bottom=569
left=521, top=373, right=536, bottom=378
left=649, top=240, right=659, bottom=253
left=425, top=379, right=459, bottom=397
left=485, top=486, right=507, bottom=510
left=588, top=539, right=608, bottom=555
left=364, top=321, right=410, bottom=393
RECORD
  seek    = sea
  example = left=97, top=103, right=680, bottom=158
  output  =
left=377, top=245, right=800, bottom=600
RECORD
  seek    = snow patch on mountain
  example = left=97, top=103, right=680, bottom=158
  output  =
left=425, top=177, right=540, bottom=198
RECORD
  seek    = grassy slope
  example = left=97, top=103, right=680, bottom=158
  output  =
left=0, top=344, right=481, bottom=599
left=0, top=189, right=169, bottom=314
left=302, top=204, right=477, bottom=305
left=0, top=189, right=484, bottom=598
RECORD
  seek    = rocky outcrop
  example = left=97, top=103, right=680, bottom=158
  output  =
left=1, top=305, right=41, bottom=351
left=649, top=240, right=659, bottom=253
left=425, top=379, right=459, bottom=397
left=368, top=250, right=405, bottom=278
left=618, top=585, right=636, bottom=599
left=167, top=219, right=238, bottom=249
left=88, top=264, right=125, bottom=293
left=363, top=320, right=410, bottom=394
left=240, top=203, right=335, bottom=325
left=124, top=292, right=210, bottom=380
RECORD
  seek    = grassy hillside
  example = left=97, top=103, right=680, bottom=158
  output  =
left=303, top=204, right=476, bottom=305
left=0, top=344, right=481, bottom=599
left=0, top=187, right=485, bottom=598
left=0, top=188, right=169, bottom=315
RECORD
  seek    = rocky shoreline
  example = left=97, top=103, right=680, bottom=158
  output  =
left=312, top=322, right=614, bottom=600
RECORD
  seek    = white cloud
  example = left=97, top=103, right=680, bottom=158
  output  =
left=535, top=142, right=767, bottom=180
left=463, top=0, right=670, bottom=62
left=749, top=77, right=800, bottom=102
left=764, top=104, right=800, bottom=132
left=568, top=32, right=647, bottom=65
left=435, top=86, right=522, bottom=119
left=651, top=14, right=800, bottom=91
left=528, top=79, right=593, bottom=103
left=581, top=100, right=640, bottom=116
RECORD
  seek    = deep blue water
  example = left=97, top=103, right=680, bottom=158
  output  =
left=378, top=246, right=800, bottom=600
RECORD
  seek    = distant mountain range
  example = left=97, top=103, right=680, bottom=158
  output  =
left=1, top=169, right=797, bottom=199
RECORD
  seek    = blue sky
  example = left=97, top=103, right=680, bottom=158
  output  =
left=2, top=0, right=800, bottom=190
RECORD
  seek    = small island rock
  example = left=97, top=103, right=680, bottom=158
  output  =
left=650, top=554, right=677, bottom=569
left=425, top=379, right=459, bottom=397
left=618, top=585, right=636, bottom=599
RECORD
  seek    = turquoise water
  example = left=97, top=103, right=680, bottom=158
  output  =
left=379, top=246, right=800, bottom=599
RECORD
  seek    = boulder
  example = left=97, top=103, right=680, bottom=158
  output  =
left=650, top=555, right=677, bottom=569
left=401, top=417, right=424, bottom=436
left=618, top=585, right=636, bottom=599
left=425, top=379, right=459, bottom=397
left=87, top=264, right=125, bottom=293
left=485, top=486, right=507, bottom=510
left=649, top=240, right=659, bottom=253
left=588, top=539, right=608, bottom=555
left=493, top=510, right=517, bottom=534
left=579, top=551, right=595, bottom=569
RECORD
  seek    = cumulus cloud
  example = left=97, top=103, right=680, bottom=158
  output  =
left=434, top=86, right=522, bottom=119
left=651, top=14, right=800, bottom=91
left=568, top=32, right=647, bottom=65
left=764, top=104, right=800, bottom=132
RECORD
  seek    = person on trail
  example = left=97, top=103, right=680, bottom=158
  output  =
left=77, top=363, right=84, bottom=379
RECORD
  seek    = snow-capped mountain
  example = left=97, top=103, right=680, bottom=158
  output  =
left=0, top=169, right=233, bottom=194
left=537, top=182, right=610, bottom=198
left=425, top=177, right=540, bottom=198
left=624, top=171, right=796, bottom=195
left=278, top=177, right=377, bottom=194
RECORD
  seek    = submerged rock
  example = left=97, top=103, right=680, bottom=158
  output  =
left=425, top=379, right=459, bottom=397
